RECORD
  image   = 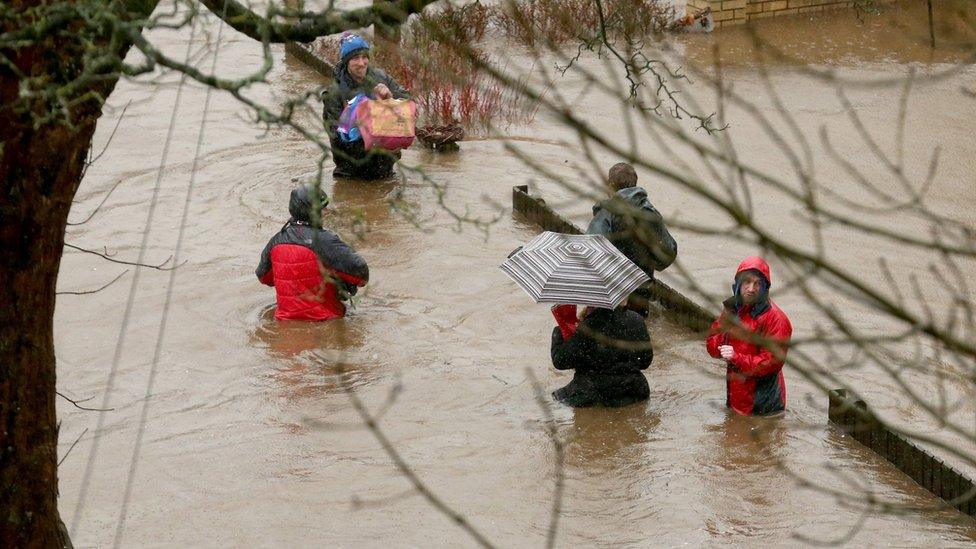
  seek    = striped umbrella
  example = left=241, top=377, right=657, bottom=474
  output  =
left=500, top=231, right=650, bottom=309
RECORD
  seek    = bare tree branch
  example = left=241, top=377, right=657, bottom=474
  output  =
left=526, top=369, right=564, bottom=549
left=63, top=243, right=179, bottom=270
left=67, top=180, right=124, bottom=226
left=57, top=392, right=113, bottom=412
left=58, top=428, right=89, bottom=467
left=195, top=0, right=439, bottom=43
left=56, top=269, right=128, bottom=295
left=307, top=362, right=497, bottom=549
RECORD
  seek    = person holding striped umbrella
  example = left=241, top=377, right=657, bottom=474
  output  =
left=501, top=232, right=655, bottom=407
left=548, top=301, right=654, bottom=407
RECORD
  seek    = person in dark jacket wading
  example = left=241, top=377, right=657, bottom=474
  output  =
left=550, top=302, right=654, bottom=407
left=587, top=163, right=677, bottom=317
left=706, top=256, right=793, bottom=416
left=322, top=33, right=410, bottom=180
left=256, top=184, right=369, bottom=321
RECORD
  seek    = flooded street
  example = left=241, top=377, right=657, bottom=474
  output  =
left=56, top=1, right=976, bottom=546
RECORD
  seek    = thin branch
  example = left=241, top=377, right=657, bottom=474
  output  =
left=67, top=180, right=124, bottom=226
left=307, top=361, right=497, bottom=549
left=59, top=428, right=90, bottom=467
left=63, top=243, right=179, bottom=270
left=57, top=269, right=128, bottom=295
left=350, top=488, right=419, bottom=510
left=88, top=100, right=132, bottom=166
left=196, top=0, right=439, bottom=43
left=57, top=391, right=114, bottom=412
left=526, top=369, right=564, bottom=549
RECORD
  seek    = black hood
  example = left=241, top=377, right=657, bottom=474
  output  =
left=333, top=59, right=351, bottom=85
left=288, top=184, right=328, bottom=228
left=334, top=61, right=367, bottom=92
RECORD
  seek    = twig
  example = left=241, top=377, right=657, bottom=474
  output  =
left=64, top=243, right=180, bottom=270
left=927, top=0, right=936, bottom=49
left=491, top=374, right=511, bottom=386
left=310, top=361, right=497, bottom=549
left=57, top=391, right=114, bottom=412
left=68, top=180, right=124, bottom=226
left=87, top=100, right=132, bottom=167
left=57, top=269, right=128, bottom=295
left=59, top=428, right=89, bottom=467
left=526, top=369, right=564, bottom=549
left=350, top=488, right=419, bottom=510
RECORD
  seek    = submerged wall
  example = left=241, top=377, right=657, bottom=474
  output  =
left=686, top=0, right=895, bottom=28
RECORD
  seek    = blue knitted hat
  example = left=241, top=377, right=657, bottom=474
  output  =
left=339, top=33, right=370, bottom=63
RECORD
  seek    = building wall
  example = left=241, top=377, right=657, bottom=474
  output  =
left=686, top=0, right=894, bottom=28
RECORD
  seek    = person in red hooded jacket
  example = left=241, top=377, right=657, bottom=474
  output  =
left=256, top=184, right=369, bottom=321
left=706, top=256, right=792, bottom=415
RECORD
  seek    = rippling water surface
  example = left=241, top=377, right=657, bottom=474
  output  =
left=57, top=1, right=976, bottom=545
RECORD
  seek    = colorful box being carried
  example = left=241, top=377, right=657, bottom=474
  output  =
left=356, top=99, right=417, bottom=151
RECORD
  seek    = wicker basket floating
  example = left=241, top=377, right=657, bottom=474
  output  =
left=416, top=123, right=465, bottom=152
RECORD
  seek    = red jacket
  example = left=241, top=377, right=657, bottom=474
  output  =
left=256, top=223, right=368, bottom=322
left=705, top=257, right=792, bottom=415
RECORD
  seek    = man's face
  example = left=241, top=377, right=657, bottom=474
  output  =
left=347, top=53, right=369, bottom=82
left=738, top=271, right=763, bottom=305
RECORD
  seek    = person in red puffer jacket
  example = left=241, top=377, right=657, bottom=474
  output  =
left=706, top=256, right=793, bottom=416
left=256, top=184, right=369, bottom=321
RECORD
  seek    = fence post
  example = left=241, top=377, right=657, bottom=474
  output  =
left=827, top=389, right=976, bottom=518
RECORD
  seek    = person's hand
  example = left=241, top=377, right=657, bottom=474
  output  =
left=719, top=345, right=735, bottom=361
left=338, top=280, right=358, bottom=299
left=373, top=83, right=392, bottom=100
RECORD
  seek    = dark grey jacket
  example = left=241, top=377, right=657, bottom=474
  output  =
left=321, top=63, right=410, bottom=179
left=321, top=64, right=410, bottom=135
left=586, top=186, right=677, bottom=278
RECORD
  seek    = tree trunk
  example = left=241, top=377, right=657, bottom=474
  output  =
left=0, top=98, right=97, bottom=549
left=1, top=0, right=405, bottom=542
left=0, top=1, right=136, bottom=544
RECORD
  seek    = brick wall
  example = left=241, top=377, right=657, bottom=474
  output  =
left=686, top=0, right=894, bottom=28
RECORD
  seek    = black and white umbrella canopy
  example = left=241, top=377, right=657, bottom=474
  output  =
left=500, top=231, right=650, bottom=309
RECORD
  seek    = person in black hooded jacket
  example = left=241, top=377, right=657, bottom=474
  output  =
left=550, top=304, right=653, bottom=407
left=587, top=162, right=677, bottom=317
left=256, top=184, right=369, bottom=321
left=321, top=33, right=410, bottom=180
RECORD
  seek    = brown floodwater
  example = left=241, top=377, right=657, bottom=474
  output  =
left=56, top=1, right=976, bottom=546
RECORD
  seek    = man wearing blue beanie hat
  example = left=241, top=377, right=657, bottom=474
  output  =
left=322, top=32, right=411, bottom=180
left=339, top=33, right=370, bottom=64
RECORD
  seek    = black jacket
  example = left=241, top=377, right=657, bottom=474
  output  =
left=550, top=307, right=653, bottom=407
left=586, top=186, right=677, bottom=278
